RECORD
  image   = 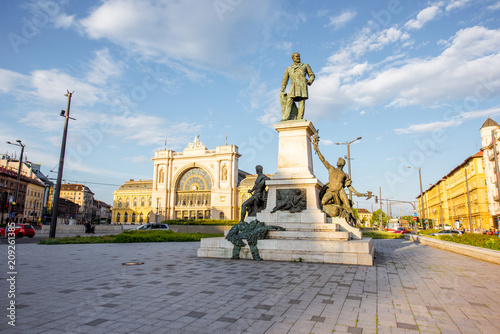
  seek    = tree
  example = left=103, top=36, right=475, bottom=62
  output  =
left=370, top=209, right=387, bottom=227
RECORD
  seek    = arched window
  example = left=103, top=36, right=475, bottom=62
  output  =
left=116, top=213, right=121, bottom=222
left=141, top=197, right=145, bottom=207
left=132, top=213, right=136, bottom=222
left=219, top=212, right=225, bottom=220
left=133, top=197, right=137, bottom=207
left=139, top=213, right=143, bottom=222
left=149, top=197, right=152, bottom=207
left=124, top=213, right=128, bottom=222
left=125, top=198, right=130, bottom=207
left=118, top=198, right=122, bottom=207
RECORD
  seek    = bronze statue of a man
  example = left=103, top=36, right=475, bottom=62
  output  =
left=280, top=52, right=315, bottom=121
left=313, top=133, right=371, bottom=225
left=240, top=165, right=270, bottom=222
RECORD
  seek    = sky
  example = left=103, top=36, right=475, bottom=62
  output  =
left=1, top=0, right=500, bottom=216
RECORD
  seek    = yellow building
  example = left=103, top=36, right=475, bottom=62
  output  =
left=112, top=136, right=251, bottom=223
left=112, top=179, right=152, bottom=224
left=420, top=152, right=491, bottom=231
left=357, top=208, right=372, bottom=225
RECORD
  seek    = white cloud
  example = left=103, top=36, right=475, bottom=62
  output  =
left=124, top=155, right=149, bottom=163
left=86, top=48, right=125, bottom=85
left=53, top=13, right=75, bottom=28
left=394, top=106, right=500, bottom=134
left=446, top=0, right=472, bottom=11
left=310, top=26, right=500, bottom=118
left=327, top=10, right=357, bottom=29
left=79, top=0, right=272, bottom=71
left=488, top=1, right=500, bottom=10
left=107, top=113, right=203, bottom=147
left=0, top=69, right=31, bottom=94
left=405, top=5, right=441, bottom=30
left=31, top=69, right=105, bottom=106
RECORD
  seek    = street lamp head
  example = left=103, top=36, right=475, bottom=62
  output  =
left=60, top=110, right=65, bottom=116
left=16, top=139, right=21, bottom=144
left=357, top=137, right=362, bottom=140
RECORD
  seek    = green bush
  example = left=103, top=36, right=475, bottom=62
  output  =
left=362, top=231, right=405, bottom=239
left=39, top=230, right=224, bottom=245
left=436, top=233, right=500, bottom=251
left=161, top=219, right=238, bottom=226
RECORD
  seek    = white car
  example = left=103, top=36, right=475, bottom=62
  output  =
left=430, top=229, right=463, bottom=236
left=132, top=223, right=170, bottom=231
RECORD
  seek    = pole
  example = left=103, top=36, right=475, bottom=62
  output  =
left=347, top=143, right=352, bottom=201
left=418, top=168, right=424, bottom=232
left=491, top=130, right=500, bottom=228
left=49, top=91, right=73, bottom=238
left=378, top=187, right=383, bottom=231
left=464, top=169, right=473, bottom=232
left=437, top=182, right=444, bottom=230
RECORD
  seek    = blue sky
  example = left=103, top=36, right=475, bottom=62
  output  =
left=1, top=0, right=500, bottom=216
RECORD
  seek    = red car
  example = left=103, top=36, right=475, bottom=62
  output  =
left=0, top=224, right=36, bottom=238
left=392, top=226, right=411, bottom=234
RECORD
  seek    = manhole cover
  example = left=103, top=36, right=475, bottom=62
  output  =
left=122, top=262, right=144, bottom=266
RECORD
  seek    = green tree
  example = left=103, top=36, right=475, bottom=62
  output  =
left=370, top=209, right=387, bottom=227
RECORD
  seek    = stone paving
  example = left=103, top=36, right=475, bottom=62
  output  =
left=0, top=239, right=499, bottom=334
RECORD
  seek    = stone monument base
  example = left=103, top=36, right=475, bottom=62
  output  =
left=197, top=217, right=374, bottom=265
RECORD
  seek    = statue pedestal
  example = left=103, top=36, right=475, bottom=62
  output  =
left=258, top=120, right=325, bottom=224
left=198, top=120, right=374, bottom=265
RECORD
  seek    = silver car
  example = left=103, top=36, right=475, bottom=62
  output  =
left=133, top=223, right=170, bottom=231
left=430, top=229, right=463, bottom=236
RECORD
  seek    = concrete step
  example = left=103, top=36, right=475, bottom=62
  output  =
left=268, top=230, right=349, bottom=241
left=271, top=222, right=340, bottom=231
left=197, top=237, right=374, bottom=265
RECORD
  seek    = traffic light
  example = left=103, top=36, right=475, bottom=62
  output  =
left=375, top=196, right=378, bottom=204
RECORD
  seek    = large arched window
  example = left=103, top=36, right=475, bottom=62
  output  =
left=139, top=213, right=143, bottom=222
left=141, top=197, right=145, bottom=207
left=124, top=213, right=128, bottom=222
left=133, top=197, right=137, bottom=207
left=116, top=213, right=121, bottom=222
left=118, top=198, right=122, bottom=207
left=132, top=213, right=136, bottom=222
left=125, top=198, right=130, bottom=207
left=175, top=168, right=212, bottom=211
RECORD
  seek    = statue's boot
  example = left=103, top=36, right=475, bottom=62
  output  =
left=231, top=246, right=241, bottom=259
left=250, top=245, right=262, bottom=261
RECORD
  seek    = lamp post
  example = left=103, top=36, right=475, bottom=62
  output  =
left=336, top=136, right=362, bottom=201
left=6, top=140, right=25, bottom=222
left=49, top=91, right=75, bottom=238
left=408, top=166, right=424, bottom=234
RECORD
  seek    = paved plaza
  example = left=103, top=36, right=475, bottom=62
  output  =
left=1, top=239, right=499, bottom=334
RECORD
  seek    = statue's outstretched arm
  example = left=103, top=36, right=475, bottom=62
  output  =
left=312, top=133, right=331, bottom=169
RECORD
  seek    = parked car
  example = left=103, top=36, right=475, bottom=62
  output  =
left=430, top=229, right=463, bottom=236
left=0, top=224, right=36, bottom=238
left=392, top=226, right=411, bottom=234
left=132, top=223, right=170, bottom=231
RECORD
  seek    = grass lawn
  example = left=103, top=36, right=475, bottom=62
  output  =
left=39, top=230, right=224, bottom=245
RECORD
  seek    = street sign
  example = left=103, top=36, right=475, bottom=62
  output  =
left=413, top=216, right=417, bottom=221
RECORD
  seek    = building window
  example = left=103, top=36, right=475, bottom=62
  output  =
left=125, top=198, right=130, bottom=207
left=132, top=213, right=136, bottom=222
left=219, top=212, right=225, bottom=220
left=141, top=197, right=145, bottom=207
left=116, top=213, right=121, bottom=222
left=139, top=213, right=143, bottom=222
left=124, top=213, right=128, bottom=222
left=133, top=197, right=137, bottom=207
left=118, top=198, right=122, bottom=207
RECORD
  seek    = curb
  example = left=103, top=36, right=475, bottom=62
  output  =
left=406, top=234, right=500, bottom=265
